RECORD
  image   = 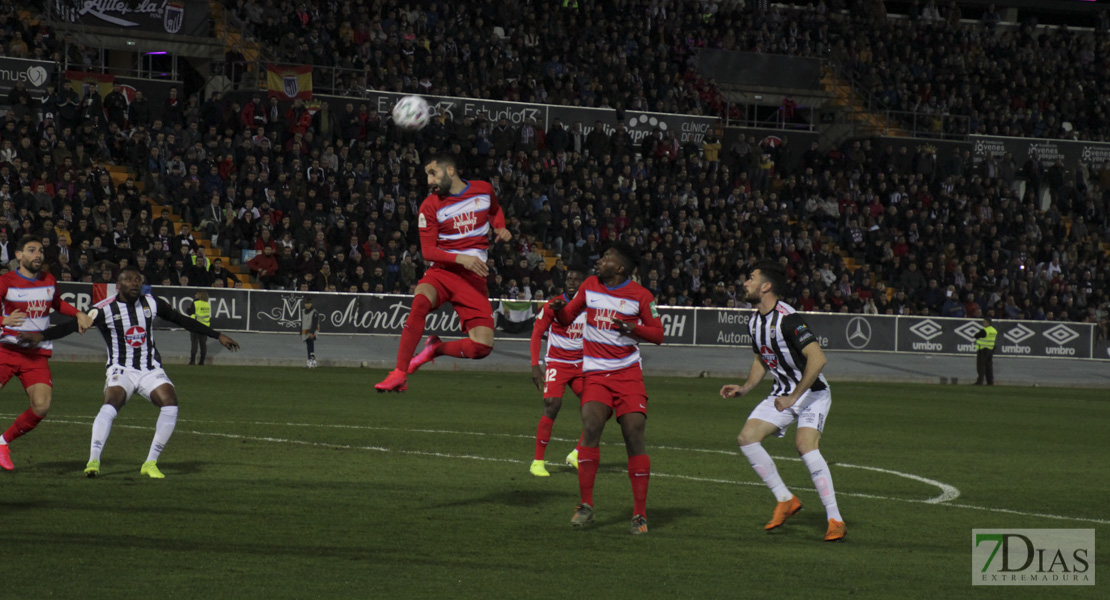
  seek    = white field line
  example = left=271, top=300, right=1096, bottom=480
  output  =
left=25, top=415, right=1109, bottom=525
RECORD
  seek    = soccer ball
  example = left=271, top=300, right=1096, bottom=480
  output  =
left=392, top=95, right=431, bottom=131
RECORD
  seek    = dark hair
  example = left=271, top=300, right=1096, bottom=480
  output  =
left=566, top=263, right=588, bottom=276
left=16, top=234, right=42, bottom=252
left=426, top=153, right=457, bottom=170
left=118, top=265, right=142, bottom=278
left=607, top=241, right=639, bottom=273
left=752, top=260, right=787, bottom=296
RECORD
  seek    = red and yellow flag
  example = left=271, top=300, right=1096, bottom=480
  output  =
left=66, top=70, right=115, bottom=99
left=266, top=64, right=313, bottom=101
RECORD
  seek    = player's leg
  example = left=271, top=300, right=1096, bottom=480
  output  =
left=377, top=283, right=439, bottom=391
left=0, top=382, right=51, bottom=471
left=424, top=325, right=493, bottom=363
left=617, top=408, right=650, bottom=533
left=738, top=404, right=801, bottom=530
left=140, top=376, right=179, bottom=479
left=0, top=355, right=55, bottom=469
left=198, top=335, right=208, bottom=366
left=565, top=375, right=586, bottom=470
left=530, top=392, right=563, bottom=476
left=0, top=364, right=21, bottom=470
left=572, top=394, right=613, bottom=528
left=413, top=276, right=494, bottom=369
left=795, top=391, right=844, bottom=541
left=189, top=333, right=198, bottom=365
left=87, top=386, right=129, bottom=477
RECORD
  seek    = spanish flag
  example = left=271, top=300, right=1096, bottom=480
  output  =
left=266, top=64, right=313, bottom=101
left=66, top=70, right=115, bottom=100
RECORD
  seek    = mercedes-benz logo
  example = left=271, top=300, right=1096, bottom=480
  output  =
left=845, top=317, right=872, bottom=349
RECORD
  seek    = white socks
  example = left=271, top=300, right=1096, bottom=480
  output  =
left=801, top=449, right=842, bottom=521
left=90, top=404, right=118, bottom=461
left=741, top=442, right=794, bottom=502
left=146, top=406, right=179, bottom=463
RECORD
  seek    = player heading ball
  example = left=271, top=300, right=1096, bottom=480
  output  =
left=375, top=154, right=511, bottom=393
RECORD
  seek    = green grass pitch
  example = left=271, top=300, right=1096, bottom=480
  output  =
left=2, top=363, right=1106, bottom=599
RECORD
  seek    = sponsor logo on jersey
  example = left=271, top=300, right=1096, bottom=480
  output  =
left=452, top=211, right=478, bottom=233
left=760, top=345, right=778, bottom=368
left=125, top=326, right=147, bottom=348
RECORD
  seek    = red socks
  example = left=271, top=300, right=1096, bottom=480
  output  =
left=437, top=339, right=492, bottom=359
left=534, top=416, right=554, bottom=460
left=628, top=454, right=651, bottom=517
left=576, top=449, right=651, bottom=515
left=396, top=295, right=434, bottom=371
left=577, top=446, right=601, bottom=506
left=3, top=409, right=44, bottom=444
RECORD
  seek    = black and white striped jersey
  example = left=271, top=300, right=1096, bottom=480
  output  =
left=748, top=300, right=829, bottom=397
left=40, top=292, right=223, bottom=371
left=90, top=294, right=221, bottom=371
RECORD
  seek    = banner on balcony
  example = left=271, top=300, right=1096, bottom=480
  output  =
left=267, top=64, right=313, bottom=101
left=51, top=0, right=210, bottom=36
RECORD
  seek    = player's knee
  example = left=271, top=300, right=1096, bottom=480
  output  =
left=407, top=294, right=434, bottom=322
left=466, top=340, right=492, bottom=359
left=581, top=420, right=604, bottom=440
left=738, top=432, right=758, bottom=447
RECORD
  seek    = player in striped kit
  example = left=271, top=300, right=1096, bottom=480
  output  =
left=528, top=266, right=586, bottom=477
left=376, top=154, right=511, bottom=392
left=25, top=266, right=240, bottom=478
left=720, top=260, right=846, bottom=542
left=0, top=235, right=94, bottom=470
left=551, top=244, right=664, bottom=534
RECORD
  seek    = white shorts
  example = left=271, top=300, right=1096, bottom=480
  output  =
left=747, top=387, right=831, bottom=438
left=104, top=365, right=174, bottom=402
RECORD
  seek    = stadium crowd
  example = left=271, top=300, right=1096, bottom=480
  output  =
left=224, top=0, right=1110, bottom=141
left=1, top=1, right=1107, bottom=338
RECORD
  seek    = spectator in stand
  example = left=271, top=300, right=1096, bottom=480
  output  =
left=248, top=245, right=280, bottom=289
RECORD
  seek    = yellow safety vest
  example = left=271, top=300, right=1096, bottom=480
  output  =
left=193, top=300, right=212, bottom=326
left=976, top=326, right=996, bottom=350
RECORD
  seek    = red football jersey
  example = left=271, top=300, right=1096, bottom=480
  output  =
left=530, top=294, right=585, bottom=367
left=0, top=270, right=79, bottom=356
left=417, top=179, right=506, bottom=275
left=558, top=276, right=664, bottom=374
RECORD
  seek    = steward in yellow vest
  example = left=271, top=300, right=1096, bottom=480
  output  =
left=973, top=317, right=996, bottom=385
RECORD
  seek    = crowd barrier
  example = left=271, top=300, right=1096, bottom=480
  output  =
left=56, top=283, right=1104, bottom=360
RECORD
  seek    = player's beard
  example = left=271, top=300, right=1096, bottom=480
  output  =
left=22, top=258, right=42, bottom=274
left=433, top=174, right=452, bottom=195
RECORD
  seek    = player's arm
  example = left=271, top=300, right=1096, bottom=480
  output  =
left=487, top=188, right=510, bottom=242
left=530, top=301, right=555, bottom=390
left=18, top=308, right=106, bottom=344
left=49, top=288, right=93, bottom=331
left=721, top=355, right=768, bottom=398
left=552, top=285, right=587, bottom=326
left=774, top=314, right=827, bottom=411
left=612, top=298, right=664, bottom=345
left=154, top=298, right=241, bottom=351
